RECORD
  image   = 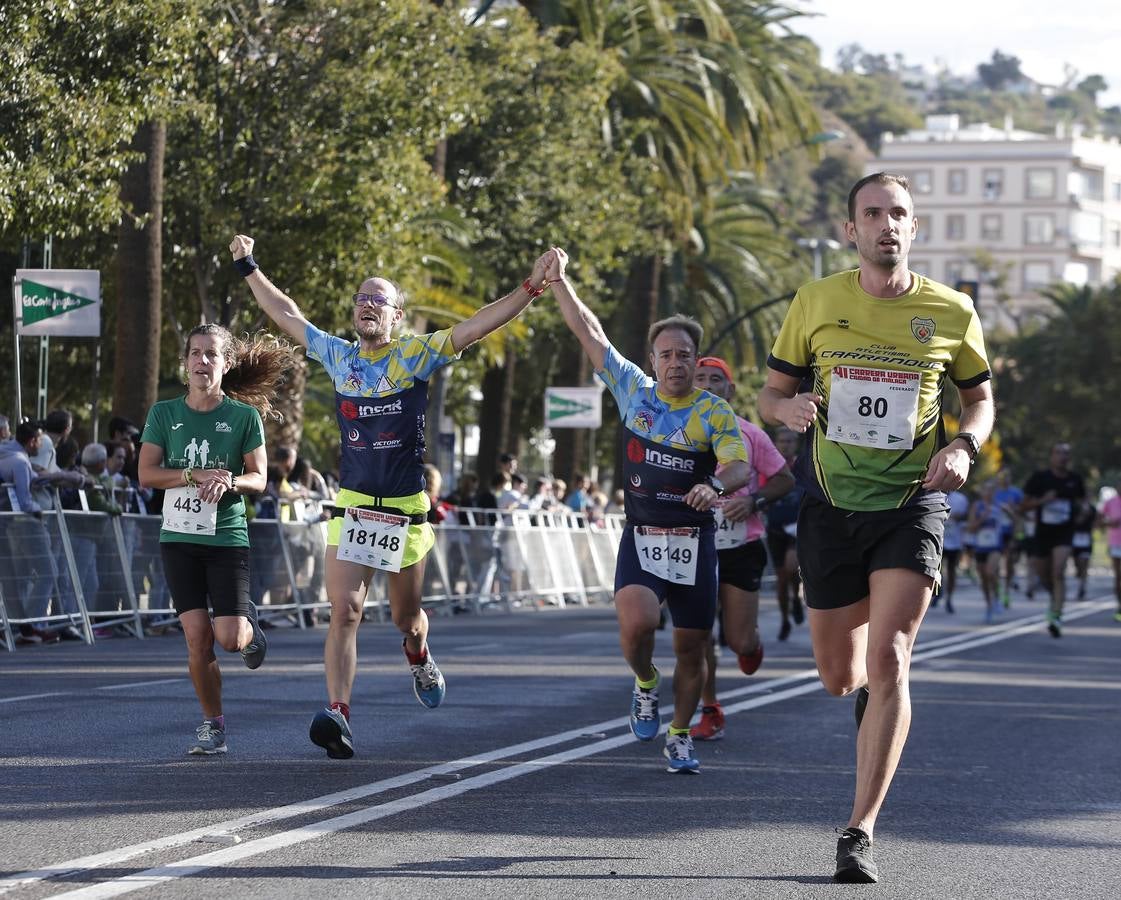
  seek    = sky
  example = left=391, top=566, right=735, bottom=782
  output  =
left=790, top=0, right=1121, bottom=108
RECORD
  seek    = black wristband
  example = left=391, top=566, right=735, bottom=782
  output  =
left=233, top=255, right=259, bottom=277
left=751, top=492, right=769, bottom=511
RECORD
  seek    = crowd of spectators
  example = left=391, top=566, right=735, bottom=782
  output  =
left=3, top=427, right=626, bottom=645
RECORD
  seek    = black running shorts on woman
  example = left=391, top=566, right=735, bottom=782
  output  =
left=161, top=542, right=251, bottom=617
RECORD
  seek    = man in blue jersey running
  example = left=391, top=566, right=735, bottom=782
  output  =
left=232, top=234, right=550, bottom=759
left=545, top=247, right=750, bottom=774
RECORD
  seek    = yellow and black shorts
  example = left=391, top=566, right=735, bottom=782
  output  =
left=327, top=488, right=434, bottom=570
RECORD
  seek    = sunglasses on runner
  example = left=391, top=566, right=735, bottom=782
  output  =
left=352, top=292, right=398, bottom=308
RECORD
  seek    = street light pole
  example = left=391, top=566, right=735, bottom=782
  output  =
left=796, top=237, right=841, bottom=281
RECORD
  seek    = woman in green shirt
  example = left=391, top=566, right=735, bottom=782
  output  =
left=138, top=323, right=292, bottom=756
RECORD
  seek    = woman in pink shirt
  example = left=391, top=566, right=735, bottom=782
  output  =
left=1097, top=489, right=1121, bottom=621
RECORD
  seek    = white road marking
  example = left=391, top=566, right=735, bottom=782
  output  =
left=2, top=598, right=1112, bottom=897
left=96, top=679, right=183, bottom=692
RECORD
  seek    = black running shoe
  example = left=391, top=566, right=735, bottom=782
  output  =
left=854, top=686, right=869, bottom=730
left=240, top=601, right=267, bottom=670
left=834, top=827, right=878, bottom=883
left=792, top=598, right=804, bottom=625
left=309, top=707, right=354, bottom=759
left=778, top=619, right=792, bottom=641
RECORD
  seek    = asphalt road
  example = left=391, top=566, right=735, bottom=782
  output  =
left=2, top=574, right=1119, bottom=899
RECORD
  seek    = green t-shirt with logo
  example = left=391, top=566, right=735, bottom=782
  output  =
left=140, top=395, right=265, bottom=546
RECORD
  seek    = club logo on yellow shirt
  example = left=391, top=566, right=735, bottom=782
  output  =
left=911, top=316, right=936, bottom=343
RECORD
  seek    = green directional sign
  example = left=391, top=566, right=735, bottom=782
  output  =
left=15, top=269, right=101, bottom=336
left=544, top=387, right=602, bottom=429
left=20, top=280, right=96, bottom=326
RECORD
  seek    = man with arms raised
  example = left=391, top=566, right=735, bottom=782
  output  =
left=759, top=173, right=993, bottom=882
left=545, top=248, right=749, bottom=774
left=231, top=233, right=550, bottom=759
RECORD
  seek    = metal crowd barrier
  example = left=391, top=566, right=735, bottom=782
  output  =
left=0, top=490, right=623, bottom=651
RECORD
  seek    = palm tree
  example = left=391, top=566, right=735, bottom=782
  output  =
left=665, top=175, right=796, bottom=367
left=490, top=1, right=819, bottom=480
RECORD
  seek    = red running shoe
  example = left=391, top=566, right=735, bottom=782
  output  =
left=737, top=641, right=764, bottom=675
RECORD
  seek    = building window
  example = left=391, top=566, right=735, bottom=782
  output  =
left=910, top=259, right=930, bottom=275
left=1024, top=214, right=1055, bottom=245
left=946, top=260, right=966, bottom=284
left=1023, top=261, right=1053, bottom=291
left=1025, top=168, right=1056, bottom=200
left=1110, top=224, right=1121, bottom=248
left=983, top=168, right=1003, bottom=200
left=946, top=214, right=966, bottom=240
left=1112, top=181, right=1121, bottom=202
left=913, top=215, right=931, bottom=244
left=1073, top=211, right=1104, bottom=248
left=981, top=214, right=1003, bottom=241
left=911, top=170, right=933, bottom=194
left=948, top=169, right=967, bottom=194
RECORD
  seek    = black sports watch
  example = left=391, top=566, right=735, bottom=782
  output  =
left=706, top=475, right=726, bottom=496
left=953, top=431, right=980, bottom=462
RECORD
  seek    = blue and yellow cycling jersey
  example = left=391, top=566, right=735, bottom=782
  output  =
left=305, top=324, right=459, bottom=498
left=598, top=344, right=748, bottom=528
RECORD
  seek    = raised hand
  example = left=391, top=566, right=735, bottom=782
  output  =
left=229, top=234, right=254, bottom=261
left=546, top=246, right=568, bottom=283
left=530, top=249, right=554, bottom=289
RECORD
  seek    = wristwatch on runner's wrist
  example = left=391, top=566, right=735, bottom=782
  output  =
left=706, top=475, right=726, bottom=496
left=953, top=432, right=980, bottom=462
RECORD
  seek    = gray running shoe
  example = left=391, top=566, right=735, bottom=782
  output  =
left=240, top=601, right=268, bottom=670
left=189, top=720, right=227, bottom=756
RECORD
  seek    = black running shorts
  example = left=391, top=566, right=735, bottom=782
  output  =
left=615, top=525, right=718, bottom=631
left=716, top=538, right=768, bottom=592
left=1035, top=524, right=1074, bottom=556
left=161, top=542, right=251, bottom=618
left=797, top=496, right=947, bottom=610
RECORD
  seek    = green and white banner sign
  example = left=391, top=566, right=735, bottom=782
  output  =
left=545, top=386, right=602, bottom=429
left=14, top=269, right=101, bottom=336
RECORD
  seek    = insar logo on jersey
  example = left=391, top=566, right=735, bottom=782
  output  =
left=645, top=447, right=695, bottom=472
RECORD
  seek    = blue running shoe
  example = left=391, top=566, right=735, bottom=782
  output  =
left=629, top=668, right=660, bottom=741
left=409, top=651, right=446, bottom=709
left=189, top=720, right=227, bottom=756
left=663, top=732, right=700, bottom=773
left=309, top=707, right=354, bottom=759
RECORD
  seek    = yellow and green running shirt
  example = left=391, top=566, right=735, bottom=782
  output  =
left=598, top=344, right=749, bottom=527
left=767, top=269, right=990, bottom=511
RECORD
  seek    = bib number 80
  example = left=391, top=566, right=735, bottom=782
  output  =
left=858, top=396, right=888, bottom=418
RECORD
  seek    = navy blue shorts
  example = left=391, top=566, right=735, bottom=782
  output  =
left=615, top=525, right=718, bottom=631
left=717, top=538, right=768, bottom=592
left=161, top=542, right=251, bottom=618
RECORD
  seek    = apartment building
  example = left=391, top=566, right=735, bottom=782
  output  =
left=870, top=115, right=1121, bottom=330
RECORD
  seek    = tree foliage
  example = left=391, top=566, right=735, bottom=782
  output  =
left=990, top=280, right=1121, bottom=482
left=0, top=0, right=200, bottom=237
